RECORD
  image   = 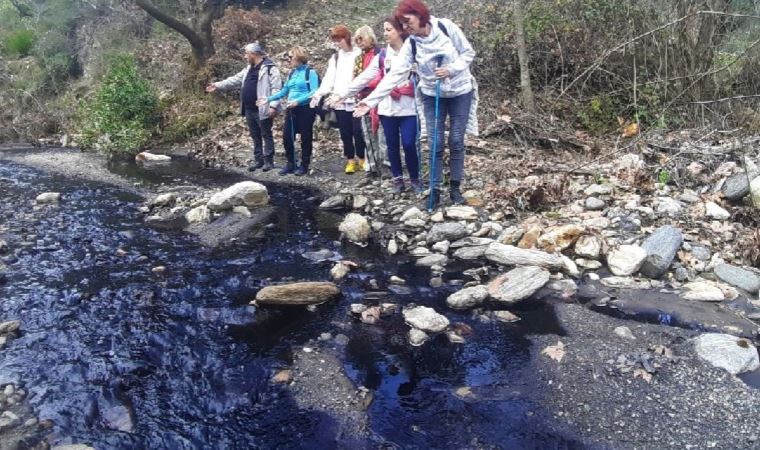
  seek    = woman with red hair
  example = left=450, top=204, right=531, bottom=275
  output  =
left=311, top=25, right=366, bottom=174
left=355, top=0, right=477, bottom=208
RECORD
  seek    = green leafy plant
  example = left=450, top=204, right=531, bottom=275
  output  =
left=78, top=55, right=158, bottom=157
left=658, top=169, right=671, bottom=185
left=4, top=29, right=35, bottom=57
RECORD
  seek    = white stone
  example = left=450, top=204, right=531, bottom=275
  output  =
left=614, top=326, right=636, bottom=340
left=484, top=243, right=565, bottom=270
left=693, top=333, right=760, bottom=375
left=387, top=239, right=398, bottom=255
left=751, top=176, right=760, bottom=207
left=606, top=245, right=647, bottom=276
left=150, top=193, right=176, bottom=207
left=488, top=266, right=551, bottom=304
left=655, top=197, right=683, bottom=217
left=446, top=285, right=489, bottom=310
left=207, top=181, right=269, bottom=211
left=339, top=213, right=371, bottom=244
left=136, top=152, right=171, bottom=162
left=584, top=184, right=613, bottom=196
left=681, top=280, right=725, bottom=302
left=403, top=306, right=450, bottom=333
left=400, top=207, right=427, bottom=222
left=445, top=206, right=478, bottom=220
left=574, top=235, right=602, bottom=260
left=185, top=205, right=211, bottom=224
left=432, top=240, right=450, bottom=253
left=408, top=328, right=429, bottom=346
left=35, top=192, right=61, bottom=203
left=704, top=201, right=730, bottom=220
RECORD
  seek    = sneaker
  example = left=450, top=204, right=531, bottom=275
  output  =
left=262, top=161, right=274, bottom=172
left=345, top=160, right=357, bottom=174
left=359, top=159, right=367, bottom=171
left=391, top=178, right=405, bottom=193
left=248, top=160, right=264, bottom=172
left=294, top=166, right=308, bottom=176
left=410, top=179, right=425, bottom=194
left=450, top=181, right=465, bottom=205
left=279, top=166, right=295, bottom=176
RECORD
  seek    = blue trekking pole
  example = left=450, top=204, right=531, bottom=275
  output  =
left=427, top=55, right=444, bottom=212
left=411, top=72, right=422, bottom=178
left=289, top=109, right=297, bottom=170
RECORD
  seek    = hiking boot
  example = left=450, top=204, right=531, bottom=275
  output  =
left=279, top=165, right=295, bottom=176
left=410, top=179, right=425, bottom=194
left=248, top=160, right=264, bottom=172
left=262, top=160, right=274, bottom=172
left=426, top=188, right=442, bottom=210
left=345, top=159, right=357, bottom=174
left=294, top=166, right=308, bottom=176
left=450, top=180, right=465, bottom=205
left=391, top=178, right=406, bottom=193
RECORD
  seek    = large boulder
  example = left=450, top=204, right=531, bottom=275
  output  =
left=484, top=243, right=564, bottom=270
left=403, top=306, right=450, bottom=333
left=427, top=222, right=469, bottom=243
left=446, top=285, right=489, bottom=310
left=639, top=225, right=683, bottom=279
left=606, top=245, right=647, bottom=276
left=207, top=181, right=269, bottom=212
left=254, top=282, right=341, bottom=306
left=714, top=264, right=760, bottom=294
left=693, top=333, right=760, bottom=375
left=339, top=213, right=371, bottom=244
left=487, top=266, right=551, bottom=304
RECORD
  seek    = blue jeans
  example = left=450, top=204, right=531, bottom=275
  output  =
left=379, top=115, right=419, bottom=180
left=422, top=90, right=473, bottom=188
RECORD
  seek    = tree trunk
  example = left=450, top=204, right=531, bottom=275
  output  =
left=514, top=0, right=536, bottom=113
left=133, top=0, right=223, bottom=66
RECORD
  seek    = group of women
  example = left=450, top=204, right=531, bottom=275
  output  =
left=259, top=0, right=477, bottom=208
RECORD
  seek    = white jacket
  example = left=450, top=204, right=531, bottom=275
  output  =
left=346, top=45, right=417, bottom=117
left=314, top=47, right=362, bottom=111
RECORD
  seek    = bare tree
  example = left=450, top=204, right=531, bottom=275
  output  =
left=132, top=0, right=224, bottom=66
left=513, top=0, right=535, bottom=112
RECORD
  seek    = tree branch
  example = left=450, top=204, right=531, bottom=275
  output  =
left=133, top=0, right=205, bottom=49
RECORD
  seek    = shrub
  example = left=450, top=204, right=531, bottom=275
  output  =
left=5, top=29, right=35, bottom=57
left=78, top=55, right=158, bottom=157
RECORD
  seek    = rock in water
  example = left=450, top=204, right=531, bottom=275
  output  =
left=339, top=213, right=371, bottom=244
left=255, top=282, right=341, bottom=306
left=403, top=306, right=450, bottom=333
left=415, top=254, right=449, bottom=267
left=606, top=245, right=647, bottom=276
left=185, top=205, right=211, bottom=225
left=319, top=194, right=352, bottom=210
left=207, top=181, right=269, bottom=212
left=714, top=264, right=760, bottom=294
left=639, top=225, right=683, bottom=279
left=446, top=285, right=489, bottom=310
left=427, top=222, right=469, bottom=243
left=35, top=192, right=61, bottom=203
left=681, top=281, right=725, bottom=302
left=408, top=328, right=430, bottom=346
left=693, top=333, right=760, bottom=375
left=488, top=266, right=551, bottom=304
left=135, top=152, right=171, bottom=163
left=484, top=243, right=564, bottom=270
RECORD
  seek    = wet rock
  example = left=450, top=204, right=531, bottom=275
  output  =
left=714, top=264, right=760, bottom=294
left=704, top=201, right=731, bottom=220
left=492, top=311, right=520, bottom=323
left=585, top=184, right=613, bottom=196
left=191, top=207, right=275, bottom=247
left=0, top=240, right=7, bottom=254
left=640, top=225, right=683, bottom=279
left=339, top=213, right=371, bottom=244
left=319, top=194, right=352, bottom=210
left=255, top=282, right=341, bottom=306
left=574, top=235, right=602, bottom=260
left=427, top=222, right=468, bottom=243
left=429, top=277, right=444, bottom=288
left=607, top=245, right=647, bottom=276
left=390, top=276, right=405, bottom=285
left=445, top=206, right=478, bottom=221
left=453, top=245, right=487, bottom=260
left=100, top=399, right=134, bottom=432
left=415, top=254, right=449, bottom=268
left=432, top=240, right=450, bottom=253
left=135, top=151, right=171, bottom=163
left=35, top=192, right=61, bottom=203
left=681, top=280, right=725, bottom=302
left=655, top=197, right=683, bottom=217
left=207, top=181, right=269, bottom=212
left=585, top=197, right=606, bottom=211
left=614, top=326, right=636, bottom=340
left=403, top=306, right=449, bottom=333
left=149, top=193, right=176, bottom=208
left=693, top=333, right=760, bottom=375
left=446, top=285, right=489, bottom=310
left=484, top=243, right=564, bottom=270
left=145, top=211, right=188, bottom=230
left=537, top=224, right=585, bottom=253
left=185, top=205, right=211, bottom=225
left=488, top=266, right=551, bottom=304
left=408, top=328, right=429, bottom=346
left=303, top=249, right=335, bottom=262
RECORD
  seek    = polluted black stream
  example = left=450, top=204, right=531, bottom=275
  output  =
left=0, top=153, right=585, bottom=448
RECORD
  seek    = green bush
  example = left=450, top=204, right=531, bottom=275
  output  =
left=78, top=55, right=158, bottom=157
left=577, top=94, right=620, bottom=135
left=5, top=29, right=35, bottom=57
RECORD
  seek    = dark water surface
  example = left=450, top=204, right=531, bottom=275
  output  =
left=0, top=154, right=586, bottom=449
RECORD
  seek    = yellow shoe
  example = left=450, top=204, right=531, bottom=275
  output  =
left=345, top=160, right=357, bottom=174
left=358, top=159, right=366, bottom=171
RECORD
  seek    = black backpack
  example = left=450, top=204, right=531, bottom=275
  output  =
left=410, top=20, right=449, bottom=60
left=287, top=66, right=320, bottom=91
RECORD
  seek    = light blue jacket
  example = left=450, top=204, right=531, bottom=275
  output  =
left=267, top=64, right=319, bottom=106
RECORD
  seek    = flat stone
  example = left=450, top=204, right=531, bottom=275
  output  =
left=446, top=285, right=489, bottom=310
left=492, top=311, right=520, bottom=323
left=403, top=306, right=450, bottom=333
left=484, top=243, right=565, bottom=270
left=35, top=192, right=61, bottom=203
left=600, top=276, right=652, bottom=289
left=445, top=206, right=478, bottom=220
left=715, top=264, right=760, bottom=294
left=427, top=222, right=469, bottom=243
left=255, top=282, right=341, bottom=306
left=584, top=184, right=613, bottom=196
left=693, top=333, right=760, bottom=375
left=453, top=246, right=487, bottom=260
left=705, top=201, right=731, bottom=220
left=207, top=181, right=269, bottom=212
left=497, top=226, right=524, bottom=245
left=487, top=266, right=551, bottom=304
left=639, top=225, right=683, bottom=279
left=135, top=151, right=171, bottom=162
left=681, top=281, right=725, bottom=302
left=450, top=237, right=494, bottom=248
left=415, top=254, right=449, bottom=267
left=319, top=194, right=351, bottom=210
left=607, top=245, right=647, bottom=276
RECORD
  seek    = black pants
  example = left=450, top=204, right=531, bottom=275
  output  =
left=283, top=105, right=316, bottom=169
left=335, top=110, right=366, bottom=160
left=244, top=108, right=274, bottom=163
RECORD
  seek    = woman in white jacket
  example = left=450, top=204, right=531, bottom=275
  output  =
left=310, top=25, right=366, bottom=174
left=340, top=17, right=422, bottom=194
